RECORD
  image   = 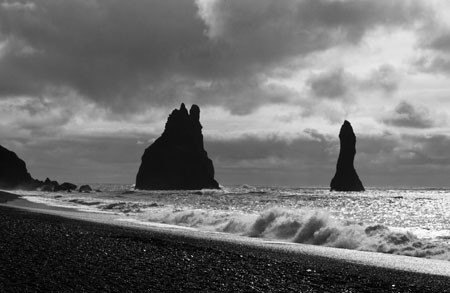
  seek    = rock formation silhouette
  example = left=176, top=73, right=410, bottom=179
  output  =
left=0, top=145, right=77, bottom=191
left=330, top=120, right=365, bottom=192
left=79, top=185, right=93, bottom=193
left=0, top=145, right=37, bottom=189
left=135, top=103, right=219, bottom=190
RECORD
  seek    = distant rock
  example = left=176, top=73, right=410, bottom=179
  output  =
left=135, top=103, right=220, bottom=190
left=78, top=185, right=93, bottom=193
left=44, top=178, right=58, bottom=186
left=39, top=179, right=78, bottom=192
left=330, top=120, right=365, bottom=192
left=58, top=182, right=77, bottom=191
left=0, top=145, right=77, bottom=192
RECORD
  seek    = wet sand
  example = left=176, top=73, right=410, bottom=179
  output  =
left=0, top=192, right=449, bottom=292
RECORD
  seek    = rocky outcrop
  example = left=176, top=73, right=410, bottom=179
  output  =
left=58, top=182, right=78, bottom=191
left=135, top=103, right=219, bottom=190
left=0, top=145, right=77, bottom=191
left=38, top=178, right=77, bottom=192
left=40, top=178, right=59, bottom=191
left=0, top=145, right=37, bottom=189
left=330, top=120, right=365, bottom=192
left=79, top=185, right=93, bottom=193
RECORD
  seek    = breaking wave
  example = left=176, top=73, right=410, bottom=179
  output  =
left=152, top=207, right=450, bottom=260
left=18, top=186, right=450, bottom=261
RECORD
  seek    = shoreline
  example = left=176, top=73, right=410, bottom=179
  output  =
left=2, top=190, right=450, bottom=276
left=1, top=192, right=450, bottom=291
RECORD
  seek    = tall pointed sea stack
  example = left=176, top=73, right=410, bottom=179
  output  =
left=330, top=120, right=365, bottom=192
left=135, top=103, right=219, bottom=190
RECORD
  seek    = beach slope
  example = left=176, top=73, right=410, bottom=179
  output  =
left=1, top=194, right=449, bottom=292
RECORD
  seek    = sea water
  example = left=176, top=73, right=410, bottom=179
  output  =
left=13, top=185, right=450, bottom=261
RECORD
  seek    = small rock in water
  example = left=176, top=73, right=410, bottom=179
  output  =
left=58, top=182, right=77, bottom=191
left=79, top=185, right=93, bottom=193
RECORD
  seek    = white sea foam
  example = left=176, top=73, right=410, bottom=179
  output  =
left=130, top=206, right=450, bottom=260
left=14, top=185, right=450, bottom=260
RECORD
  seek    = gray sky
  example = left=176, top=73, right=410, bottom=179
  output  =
left=1, top=0, right=450, bottom=187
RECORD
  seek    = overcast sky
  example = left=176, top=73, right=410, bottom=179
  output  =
left=2, top=0, right=450, bottom=187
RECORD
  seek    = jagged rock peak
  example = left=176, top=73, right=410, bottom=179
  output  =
left=164, top=104, right=202, bottom=139
left=180, top=102, right=187, bottom=112
left=189, top=104, right=200, bottom=121
left=330, top=120, right=365, bottom=192
left=135, top=103, right=219, bottom=190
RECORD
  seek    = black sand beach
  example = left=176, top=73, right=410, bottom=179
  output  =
left=0, top=197, right=449, bottom=292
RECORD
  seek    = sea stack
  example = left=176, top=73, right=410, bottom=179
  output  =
left=330, top=120, right=365, bottom=192
left=135, top=103, right=219, bottom=190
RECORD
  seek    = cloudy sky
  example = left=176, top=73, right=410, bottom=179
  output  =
left=1, top=0, right=450, bottom=187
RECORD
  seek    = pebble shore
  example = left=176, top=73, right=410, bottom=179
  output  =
left=0, top=203, right=449, bottom=292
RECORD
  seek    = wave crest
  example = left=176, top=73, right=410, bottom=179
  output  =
left=155, top=207, right=450, bottom=260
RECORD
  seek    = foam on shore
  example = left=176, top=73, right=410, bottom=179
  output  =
left=1, top=192, right=450, bottom=278
left=21, top=191, right=450, bottom=261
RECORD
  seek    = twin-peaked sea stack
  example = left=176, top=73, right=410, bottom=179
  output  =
left=135, top=103, right=220, bottom=190
left=330, top=120, right=365, bottom=192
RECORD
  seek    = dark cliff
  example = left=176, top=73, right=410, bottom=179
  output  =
left=135, top=103, right=219, bottom=190
left=330, top=120, right=365, bottom=192
left=0, top=145, right=77, bottom=191
left=0, top=145, right=36, bottom=189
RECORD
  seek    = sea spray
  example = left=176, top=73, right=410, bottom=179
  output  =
left=15, top=185, right=450, bottom=261
left=137, top=206, right=450, bottom=260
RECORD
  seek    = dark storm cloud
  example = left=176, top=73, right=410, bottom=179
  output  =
left=354, top=133, right=450, bottom=187
left=307, top=69, right=348, bottom=99
left=363, top=64, right=400, bottom=94
left=411, top=135, right=450, bottom=164
left=416, top=24, right=450, bottom=74
left=205, top=133, right=338, bottom=186
left=0, top=0, right=209, bottom=109
left=382, top=101, right=436, bottom=128
left=425, top=31, right=450, bottom=51
left=199, top=0, right=425, bottom=59
left=415, top=55, right=450, bottom=74
left=207, top=135, right=334, bottom=163
left=0, top=0, right=426, bottom=112
left=306, top=65, right=400, bottom=100
left=189, top=77, right=297, bottom=115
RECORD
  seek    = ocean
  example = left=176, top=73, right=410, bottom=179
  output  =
left=13, top=185, right=450, bottom=261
